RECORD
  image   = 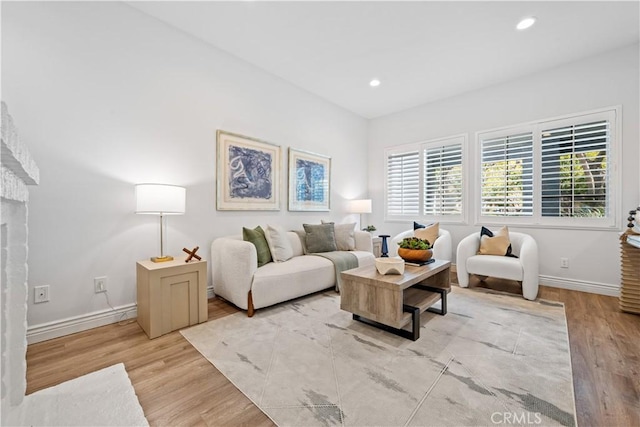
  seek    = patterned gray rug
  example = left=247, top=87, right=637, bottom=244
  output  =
left=182, top=287, right=577, bottom=427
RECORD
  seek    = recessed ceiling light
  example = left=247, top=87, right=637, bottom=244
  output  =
left=516, top=17, right=536, bottom=30
left=369, top=79, right=381, bottom=87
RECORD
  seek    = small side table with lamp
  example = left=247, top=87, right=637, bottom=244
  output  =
left=134, top=183, right=207, bottom=339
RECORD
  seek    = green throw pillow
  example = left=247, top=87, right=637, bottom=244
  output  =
left=243, top=226, right=272, bottom=267
left=303, top=223, right=337, bottom=253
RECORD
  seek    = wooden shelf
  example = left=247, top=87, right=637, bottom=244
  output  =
left=400, top=288, right=441, bottom=327
left=620, top=233, right=640, bottom=315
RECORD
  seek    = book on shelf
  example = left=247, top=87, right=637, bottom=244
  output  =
left=627, top=234, right=640, bottom=243
left=404, top=258, right=436, bottom=267
left=626, top=238, right=640, bottom=249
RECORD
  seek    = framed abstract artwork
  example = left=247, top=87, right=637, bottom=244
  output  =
left=288, top=148, right=331, bottom=211
left=216, top=130, right=281, bottom=210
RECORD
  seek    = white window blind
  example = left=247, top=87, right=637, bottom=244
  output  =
left=423, top=143, right=462, bottom=215
left=541, top=120, right=609, bottom=218
left=481, top=132, right=533, bottom=216
left=386, top=151, right=420, bottom=216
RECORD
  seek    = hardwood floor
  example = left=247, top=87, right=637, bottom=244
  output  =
left=26, top=277, right=640, bottom=426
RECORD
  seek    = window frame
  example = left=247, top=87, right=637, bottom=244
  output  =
left=474, top=107, right=620, bottom=230
left=385, top=134, right=468, bottom=224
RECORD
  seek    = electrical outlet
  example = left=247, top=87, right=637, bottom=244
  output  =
left=560, top=257, right=569, bottom=268
left=34, top=285, right=49, bottom=303
left=94, top=276, right=107, bottom=293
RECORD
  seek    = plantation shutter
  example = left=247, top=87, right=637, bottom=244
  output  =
left=480, top=132, right=533, bottom=216
left=386, top=150, right=420, bottom=216
left=423, top=143, right=462, bottom=215
left=541, top=120, right=609, bottom=217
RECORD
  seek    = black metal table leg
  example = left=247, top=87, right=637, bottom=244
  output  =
left=352, top=304, right=421, bottom=341
left=414, top=284, right=448, bottom=315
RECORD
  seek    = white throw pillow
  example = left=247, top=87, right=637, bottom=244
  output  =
left=264, top=224, right=294, bottom=262
left=321, top=220, right=356, bottom=251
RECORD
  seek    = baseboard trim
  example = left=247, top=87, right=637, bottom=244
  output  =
left=538, top=275, right=620, bottom=297
left=24, top=274, right=617, bottom=344
left=26, top=303, right=138, bottom=344
left=452, top=262, right=619, bottom=297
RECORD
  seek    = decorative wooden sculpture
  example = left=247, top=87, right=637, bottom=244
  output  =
left=182, top=246, right=202, bottom=263
left=620, top=209, right=640, bottom=315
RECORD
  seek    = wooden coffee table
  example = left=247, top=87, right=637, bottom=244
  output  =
left=340, top=259, right=451, bottom=341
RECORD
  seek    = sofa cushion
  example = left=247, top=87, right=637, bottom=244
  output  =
left=252, top=255, right=335, bottom=309
left=293, top=229, right=309, bottom=254
left=466, top=254, right=523, bottom=281
left=242, top=226, right=272, bottom=267
left=303, top=223, right=338, bottom=253
left=251, top=251, right=375, bottom=309
left=287, top=231, right=305, bottom=257
left=264, top=224, right=294, bottom=262
left=321, top=220, right=356, bottom=251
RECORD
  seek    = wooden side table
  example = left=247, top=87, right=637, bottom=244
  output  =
left=136, top=256, right=208, bottom=339
left=620, top=231, right=640, bottom=315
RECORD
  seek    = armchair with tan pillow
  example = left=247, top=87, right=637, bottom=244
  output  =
left=456, top=226, right=539, bottom=300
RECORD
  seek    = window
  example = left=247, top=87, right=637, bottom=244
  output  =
left=386, top=150, right=419, bottom=216
left=385, top=135, right=466, bottom=222
left=477, top=108, right=618, bottom=229
left=541, top=120, right=609, bottom=218
left=480, top=132, right=533, bottom=216
left=424, top=143, right=463, bottom=216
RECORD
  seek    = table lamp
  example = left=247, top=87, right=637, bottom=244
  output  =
left=135, top=183, right=186, bottom=262
left=348, top=199, right=372, bottom=230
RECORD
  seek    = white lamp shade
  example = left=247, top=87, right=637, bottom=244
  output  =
left=348, top=199, right=372, bottom=214
left=135, top=184, right=186, bottom=215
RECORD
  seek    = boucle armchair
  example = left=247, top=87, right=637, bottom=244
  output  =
left=389, top=228, right=453, bottom=261
left=456, top=231, right=539, bottom=300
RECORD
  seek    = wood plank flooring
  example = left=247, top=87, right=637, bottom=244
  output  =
left=26, top=277, right=640, bottom=426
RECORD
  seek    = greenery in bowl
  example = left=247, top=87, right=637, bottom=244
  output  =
left=397, top=237, right=432, bottom=250
left=362, top=225, right=377, bottom=232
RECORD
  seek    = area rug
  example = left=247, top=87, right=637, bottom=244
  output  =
left=182, top=287, right=577, bottom=427
left=18, top=363, right=148, bottom=426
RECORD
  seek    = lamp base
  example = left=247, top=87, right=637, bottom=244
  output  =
left=151, top=255, right=174, bottom=263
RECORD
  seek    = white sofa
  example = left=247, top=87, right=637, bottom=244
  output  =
left=211, top=230, right=375, bottom=316
left=456, top=231, right=539, bottom=300
left=388, top=228, right=453, bottom=261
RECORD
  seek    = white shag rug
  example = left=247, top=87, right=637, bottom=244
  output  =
left=17, top=363, right=148, bottom=426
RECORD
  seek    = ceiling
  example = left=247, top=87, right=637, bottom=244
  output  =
left=128, top=1, right=639, bottom=119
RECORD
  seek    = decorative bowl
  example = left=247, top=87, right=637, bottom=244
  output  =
left=375, top=257, right=405, bottom=275
left=397, top=248, right=433, bottom=263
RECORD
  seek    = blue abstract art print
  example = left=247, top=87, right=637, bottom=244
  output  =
left=217, top=130, right=281, bottom=210
left=228, top=145, right=272, bottom=200
left=288, top=148, right=331, bottom=211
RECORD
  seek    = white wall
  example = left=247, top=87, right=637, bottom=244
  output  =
left=2, top=2, right=369, bottom=336
left=369, top=44, right=640, bottom=294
